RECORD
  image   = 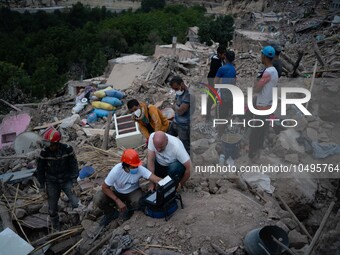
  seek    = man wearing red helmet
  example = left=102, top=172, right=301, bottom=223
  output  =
left=37, top=128, right=81, bottom=231
left=94, top=148, right=161, bottom=226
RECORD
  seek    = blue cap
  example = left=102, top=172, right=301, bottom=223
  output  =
left=261, top=46, right=276, bottom=59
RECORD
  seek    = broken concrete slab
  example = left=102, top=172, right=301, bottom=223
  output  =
left=0, top=168, right=36, bottom=184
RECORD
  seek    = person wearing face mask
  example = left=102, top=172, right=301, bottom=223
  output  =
left=168, top=76, right=195, bottom=155
left=127, top=99, right=169, bottom=142
left=93, top=149, right=161, bottom=226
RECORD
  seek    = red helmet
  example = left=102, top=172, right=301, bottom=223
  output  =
left=121, top=149, right=142, bottom=167
left=43, top=128, right=61, bottom=143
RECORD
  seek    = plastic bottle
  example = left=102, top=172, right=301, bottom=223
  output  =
left=219, top=154, right=225, bottom=166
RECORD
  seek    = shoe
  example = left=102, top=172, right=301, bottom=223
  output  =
left=99, top=210, right=119, bottom=226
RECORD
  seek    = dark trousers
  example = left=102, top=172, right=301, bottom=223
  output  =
left=46, top=181, right=79, bottom=216
left=168, top=122, right=190, bottom=155
left=248, top=114, right=270, bottom=158
left=93, top=188, right=143, bottom=215
left=155, top=160, right=185, bottom=184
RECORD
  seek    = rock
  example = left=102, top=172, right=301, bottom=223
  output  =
left=200, top=246, right=210, bottom=255
left=285, top=153, right=299, bottom=164
left=201, top=143, right=219, bottom=165
left=184, top=214, right=195, bottom=225
left=146, top=221, right=155, bottom=228
left=26, top=204, right=42, bottom=214
left=267, top=209, right=280, bottom=220
left=281, top=217, right=297, bottom=230
left=123, top=225, right=131, bottom=231
left=178, top=230, right=185, bottom=238
left=291, top=245, right=309, bottom=255
left=275, top=221, right=290, bottom=233
left=191, top=139, right=210, bottom=154
left=306, top=127, right=318, bottom=141
left=275, top=174, right=317, bottom=219
left=39, top=202, right=49, bottom=214
left=288, top=230, right=308, bottom=249
left=15, top=208, right=26, bottom=219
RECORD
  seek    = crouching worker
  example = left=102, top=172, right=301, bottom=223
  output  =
left=147, top=131, right=191, bottom=191
left=94, top=149, right=161, bottom=226
left=37, top=128, right=82, bottom=232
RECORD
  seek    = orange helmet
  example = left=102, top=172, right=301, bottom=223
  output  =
left=121, top=149, right=142, bottom=167
left=43, top=128, right=61, bottom=143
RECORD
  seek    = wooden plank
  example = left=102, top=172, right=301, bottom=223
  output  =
left=313, top=42, right=325, bottom=67
left=33, top=120, right=63, bottom=130
left=0, top=99, right=22, bottom=111
left=82, top=128, right=115, bottom=137
left=306, top=60, right=318, bottom=110
left=276, top=194, right=312, bottom=240
left=305, top=201, right=335, bottom=255
left=101, top=112, right=113, bottom=150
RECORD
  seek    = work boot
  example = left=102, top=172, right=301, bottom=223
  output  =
left=50, top=215, right=61, bottom=232
left=99, top=210, right=119, bottom=226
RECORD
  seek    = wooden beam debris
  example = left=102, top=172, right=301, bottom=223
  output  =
left=305, top=201, right=335, bottom=255
left=0, top=99, right=22, bottom=111
left=276, top=194, right=313, bottom=240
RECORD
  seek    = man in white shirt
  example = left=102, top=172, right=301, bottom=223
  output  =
left=249, top=46, right=279, bottom=160
left=147, top=131, right=191, bottom=191
left=94, top=149, right=161, bottom=226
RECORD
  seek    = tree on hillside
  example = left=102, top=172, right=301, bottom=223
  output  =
left=0, top=61, right=31, bottom=103
left=31, top=55, right=66, bottom=98
left=198, top=15, right=234, bottom=46
left=141, top=0, right=166, bottom=12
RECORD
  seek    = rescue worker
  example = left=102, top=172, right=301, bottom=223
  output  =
left=37, top=128, right=82, bottom=231
left=94, top=149, right=161, bottom=226
left=147, top=131, right=191, bottom=192
left=168, top=76, right=194, bottom=155
left=206, top=45, right=227, bottom=121
left=127, top=99, right=169, bottom=142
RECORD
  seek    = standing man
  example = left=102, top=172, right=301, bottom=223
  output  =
left=94, top=149, right=161, bottom=226
left=168, top=76, right=193, bottom=155
left=37, top=128, right=81, bottom=231
left=214, top=50, right=237, bottom=136
left=206, top=45, right=227, bottom=121
left=127, top=99, right=169, bottom=141
left=147, top=131, right=191, bottom=191
left=248, top=46, right=278, bottom=160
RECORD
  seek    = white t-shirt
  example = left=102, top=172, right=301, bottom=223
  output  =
left=256, top=66, right=278, bottom=107
left=148, top=133, right=190, bottom=166
left=104, top=163, right=152, bottom=194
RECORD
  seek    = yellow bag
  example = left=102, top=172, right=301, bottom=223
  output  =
left=93, top=86, right=112, bottom=98
left=91, top=101, right=116, bottom=111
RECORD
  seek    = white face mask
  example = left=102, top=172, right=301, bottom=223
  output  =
left=133, top=109, right=141, bottom=118
left=176, top=90, right=184, bottom=96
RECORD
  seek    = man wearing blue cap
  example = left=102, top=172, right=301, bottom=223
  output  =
left=248, top=46, right=278, bottom=160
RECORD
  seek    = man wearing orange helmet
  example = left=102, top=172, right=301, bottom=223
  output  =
left=94, top=148, right=161, bottom=226
left=37, top=128, right=81, bottom=231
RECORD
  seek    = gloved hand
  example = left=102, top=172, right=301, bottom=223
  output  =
left=39, top=188, right=48, bottom=199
